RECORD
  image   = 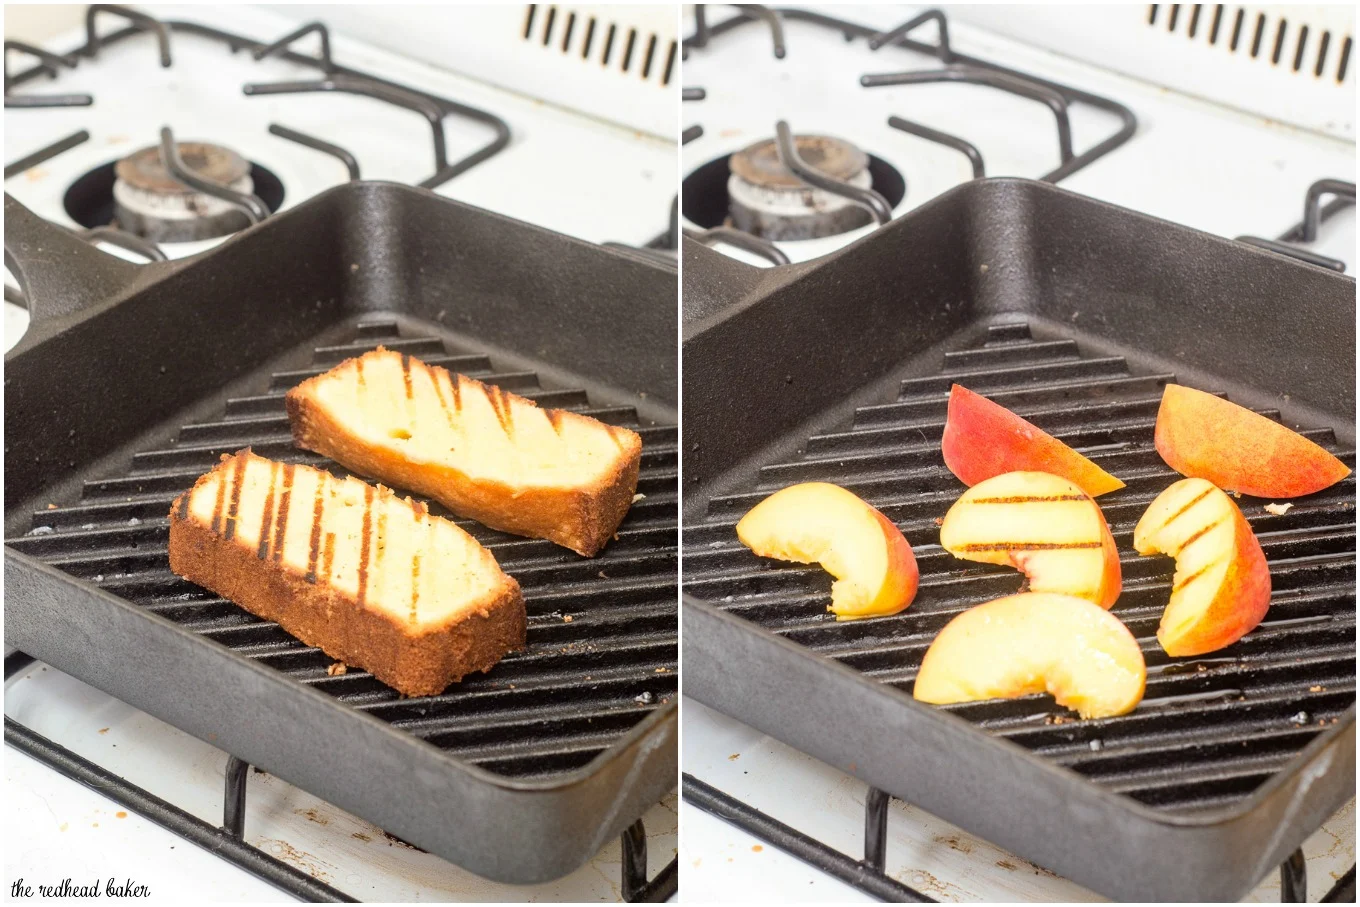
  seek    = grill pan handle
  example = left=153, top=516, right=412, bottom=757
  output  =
left=4, top=193, right=149, bottom=325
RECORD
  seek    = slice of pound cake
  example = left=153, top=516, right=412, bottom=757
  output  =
left=285, top=348, right=642, bottom=556
left=168, top=450, right=525, bottom=697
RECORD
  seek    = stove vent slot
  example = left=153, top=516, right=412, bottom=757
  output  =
left=522, top=5, right=676, bottom=86
left=1148, top=5, right=1352, bottom=83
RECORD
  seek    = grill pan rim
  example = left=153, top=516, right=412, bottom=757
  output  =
left=5, top=545, right=678, bottom=794
left=682, top=593, right=1355, bottom=828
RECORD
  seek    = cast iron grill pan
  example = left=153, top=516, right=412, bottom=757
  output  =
left=683, top=321, right=1355, bottom=812
left=9, top=318, right=678, bottom=780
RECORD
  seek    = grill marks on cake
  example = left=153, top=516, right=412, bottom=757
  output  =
left=305, top=484, right=327, bottom=584
left=222, top=453, right=249, bottom=541
left=546, top=408, right=567, bottom=436
left=176, top=492, right=190, bottom=522
left=256, top=461, right=280, bottom=561
left=356, top=485, right=376, bottom=606
left=272, top=464, right=295, bottom=565
left=488, top=384, right=515, bottom=436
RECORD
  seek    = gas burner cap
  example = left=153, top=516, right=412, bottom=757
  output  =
left=729, top=135, right=869, bottom=190
left=112, top=142, right=256, bottom=243
left=727, top=134, right=875, bottom=241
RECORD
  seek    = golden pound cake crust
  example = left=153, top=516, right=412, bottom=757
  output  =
left=168, top=450, right=526, bottom=697
left=285, top=348, right=642, bottom=557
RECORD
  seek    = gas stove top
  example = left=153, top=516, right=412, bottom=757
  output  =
left=4, top=3, right=676, bottom=350
left=680, top=3, right=1354, bottom=268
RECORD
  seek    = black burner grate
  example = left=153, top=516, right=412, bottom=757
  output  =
left=9, top=319, right=678, bottom=781
left=683, top=321, right=1355, bottom=813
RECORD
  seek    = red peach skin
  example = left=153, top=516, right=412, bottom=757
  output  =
left=942, top=384, right=1125, bottom=497
left=1154, top=384, right=1350, bottom=498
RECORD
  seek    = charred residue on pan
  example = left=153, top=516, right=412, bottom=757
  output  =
left=968, top=495, right=1088, bottom=504
left=1175, top=520, right=1224, bottom=556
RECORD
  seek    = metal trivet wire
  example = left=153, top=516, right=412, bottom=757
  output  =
left=683, top=771, right=1354, bottom=903
left=3, top=5, right=510, bottom=191
left=682, top=6, right=1138, bottom=197
left=5, top=652, right=678, bottom=903
left=1238, top=179, right=1357, bottom=273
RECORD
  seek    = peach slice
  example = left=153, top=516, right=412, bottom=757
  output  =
left=942, top=384, right=1125, bottom=497
left=939, top=471, right=1121, bottom=608
left=1155, top=384, right=1350, bottom=498
left=735, top=482, right=919, bottom=619
left=1134, top=477, right=1271, bottom=657
left=913, top=592, right=1147, bottom=719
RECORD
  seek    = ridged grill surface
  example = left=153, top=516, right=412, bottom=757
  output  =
left=11, top=319, right=678, bottom=779
left=684, top=321, right=1355, bottom=813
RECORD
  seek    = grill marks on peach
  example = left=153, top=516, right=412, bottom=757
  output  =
left=956, top=541, right=1104, bottom=552
left=1174, top=519, right=1224, bottom=557
left=223, top=454, right=249, bottom=541
left=487, top=384, right=515, bottom=436
left=939, top=472, right=1121, bottom=608
left=410, top=552, right=423, bottom=623
left=1157, top=486, right=1214, bottom=532
left=1173, top=562, right=1214, bottom=592
left=399, top=353, right=414, bottom=399
left=211, top=461, right=229, bottom=534
left=546, top=409, right=567, bottom=435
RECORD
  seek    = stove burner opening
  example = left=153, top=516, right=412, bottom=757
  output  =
left=683, top=138, right=905, bottom=242
left=64, top=148, right=285, bottom=243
